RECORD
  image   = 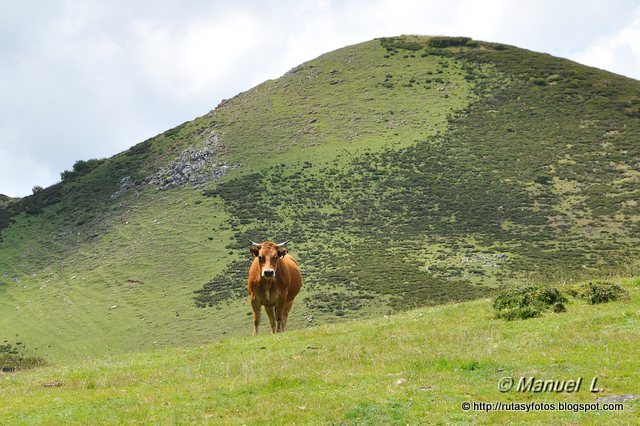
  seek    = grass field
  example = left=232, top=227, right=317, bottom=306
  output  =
left=1, top=276, right=637, bottom=424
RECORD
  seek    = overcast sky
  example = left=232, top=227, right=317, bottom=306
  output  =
left=1, top=0, right=639, bottom=197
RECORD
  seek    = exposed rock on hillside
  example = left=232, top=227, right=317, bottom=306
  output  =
left=110, top=176, right=135, bottom=199
left=146, top=134, right=240, bottom=191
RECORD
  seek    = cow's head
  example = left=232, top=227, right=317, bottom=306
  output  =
left=250, top=240, right=288, bottom=279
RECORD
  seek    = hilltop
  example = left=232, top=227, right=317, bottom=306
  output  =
left=1, top=35, right=639, bottom=361
left=0, top=194, right=18, bottom=208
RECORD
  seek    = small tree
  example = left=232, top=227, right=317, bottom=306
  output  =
left=60, top=158, right=106, bottom=181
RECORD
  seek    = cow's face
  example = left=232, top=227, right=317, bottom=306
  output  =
left=251, top=242, right=288, bottom=279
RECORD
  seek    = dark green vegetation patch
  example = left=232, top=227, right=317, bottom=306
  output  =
left=493, top=284, right=567, bottom=320
left=569, top=280, right=629, bottom=304
left=0, top=341, right=45, bottom=372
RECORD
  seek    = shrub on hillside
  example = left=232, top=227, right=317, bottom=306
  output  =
left=493, top=284, right=567, bottom=320
left=127, top=139, right=152, bottom=156
left=0, top=354, right=45, bottom=371
left=380, top=37, right=423, bottom=52
left=428, top=36, right=472, bottom=48
left=60, top=158, right=106, bottom=181
left=0, top=343, right=46, bottom=372
left=421, top=48, right=453, bottom=58
left=568, top=280, right=628, bottom=304
left=532, top=77, right=548, bottom=86
left=535, top=175, right=552, bottom=185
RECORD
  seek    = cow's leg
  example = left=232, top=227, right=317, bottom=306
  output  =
left=265, top=305, right=277, bottom=334
left=251, top=298, right=262, bottom=336
left=275, top=299, right=287, bottom=332
left=281, top=300, right=294, bottom=332
left=276, top=292, right=287, bottom=333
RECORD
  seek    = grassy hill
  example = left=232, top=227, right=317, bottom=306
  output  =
left=0, top=195, right=12, bottom=207
left=1, top=277, right=638, bottom=424
left=1, top=35, right=640, bottom=362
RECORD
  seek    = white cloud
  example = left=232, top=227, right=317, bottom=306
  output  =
left=0, top=126, right=58, bottom=196
left=132, top=13, right=260, bottom=96
left=571, top=10, right=640, bottom=78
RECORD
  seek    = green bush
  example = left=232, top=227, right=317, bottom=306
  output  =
left=127, top=139, right=152, bottom=156
left=428, top=36, right=472, bottom=48
left=570, top=280, right=628, bottom=304
left=0, top=343, right=46, bottom=371
left=493, top=284, right=567, bottom=320
left=0, top=354, right=46, bottom=371
left=535, top=175, right=552, bottom=185
left=379, top=37, right=423, bottom=52
left=73, top=158, right=105, bottom=174
left=60, top=158, right=106, bottom=181
left=532, top=77, right=548, bottom=86
left=422, top=48, right=454, bottom=58
left=60, top=169, right=77, bottom=181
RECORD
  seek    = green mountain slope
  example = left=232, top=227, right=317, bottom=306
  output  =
left=0, top=195, right=17, bottom=208
left=1, top=278, right=638, bottom=424
left=1, top=36, right=639, bottom=361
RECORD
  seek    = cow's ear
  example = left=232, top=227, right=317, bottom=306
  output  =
left=276, top=246, right=288, bottom=258
left=250, top=245, right=261, bottom=257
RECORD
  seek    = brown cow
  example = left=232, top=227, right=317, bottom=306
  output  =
left=247, top=240, right=302, bottom=335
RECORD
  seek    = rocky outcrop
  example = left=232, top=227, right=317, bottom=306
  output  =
left=110, top=176, right=135, bottom=199
left=110, top=133, right=241, bottom=198
left=146, top=133, right=240, bottom=191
